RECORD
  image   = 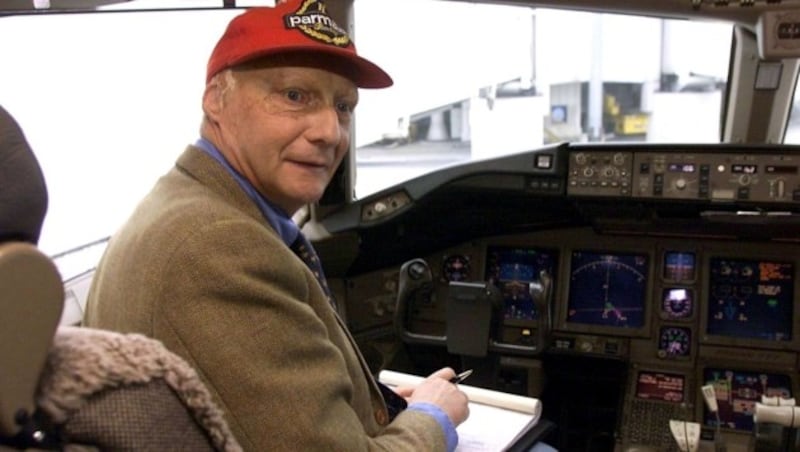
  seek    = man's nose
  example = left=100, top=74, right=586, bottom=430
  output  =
left=307, top=106, right=343, bottom=146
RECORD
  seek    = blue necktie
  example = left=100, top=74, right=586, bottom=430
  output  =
left=290, top=232, right=337, bottom=310
left=290, top=232, right=406, bottom=421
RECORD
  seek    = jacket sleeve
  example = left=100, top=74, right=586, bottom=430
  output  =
left=155, top=218, right=448, bottom=452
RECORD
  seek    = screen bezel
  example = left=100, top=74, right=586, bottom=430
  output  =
left=699, top=252, right=799, bottom=351
left=556, top=247, right=654, bottom=338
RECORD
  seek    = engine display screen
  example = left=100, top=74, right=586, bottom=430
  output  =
left=566, top=250, right=648, bottom=328
left=707, top=258, right=794, bottom=341
left=703, top=368, right=792, bottom=432
left=635, top=371, right=685, bottom=403
left=485, top=246, right=558, bottom=320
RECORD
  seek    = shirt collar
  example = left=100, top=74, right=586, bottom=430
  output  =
left=194, top=138, right=299, bottom=246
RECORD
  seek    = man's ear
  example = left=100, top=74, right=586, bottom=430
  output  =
left=202, top=76, right=224, bottom=120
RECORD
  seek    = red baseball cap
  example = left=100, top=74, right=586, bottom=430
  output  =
left=206, top=0, right=393, bottom=88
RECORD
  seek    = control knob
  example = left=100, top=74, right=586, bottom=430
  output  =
left=738, top=174, right=751, bottom=186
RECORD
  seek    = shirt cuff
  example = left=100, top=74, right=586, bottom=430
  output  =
left=407, top=402, right=458, bottom=452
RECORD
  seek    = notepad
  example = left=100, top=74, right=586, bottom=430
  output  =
left=379, top=370, right=543, bottom=452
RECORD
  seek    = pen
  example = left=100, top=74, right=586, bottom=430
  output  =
left=450, top=369, right=473, bottom=384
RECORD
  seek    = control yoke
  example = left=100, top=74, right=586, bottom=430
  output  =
left=394, top=258, right=446, bottom=346
left=395, top=258, right=552, bottom=356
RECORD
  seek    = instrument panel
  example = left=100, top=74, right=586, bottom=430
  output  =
left=338, top=144, right=800, bottom=451
left=567, top=149, right=800, bottom=203
left=344, top=226, right=800, bottom=450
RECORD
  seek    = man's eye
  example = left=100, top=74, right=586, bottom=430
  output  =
left=285, top=89, right=304, bottom=102
left=336, top=101, right=354, bottom=114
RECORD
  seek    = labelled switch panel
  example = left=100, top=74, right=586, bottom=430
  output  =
left=567, top=151, right=633, bottom=197
left=361, top=190, right=412, bottom=222
left=631, top=152, right=800, bottom=203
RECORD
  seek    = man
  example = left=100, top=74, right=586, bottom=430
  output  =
left=83, top=0, right=469, bottom=451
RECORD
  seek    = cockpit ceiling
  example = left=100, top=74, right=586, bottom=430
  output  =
left=3, top=0, right=799, bottom=26
left=452, top=0, right=800, bottom=28
left=1, top=0, right=128, bottom=11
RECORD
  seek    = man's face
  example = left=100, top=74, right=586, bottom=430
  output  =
left=205, top=58, right=358, bottom=215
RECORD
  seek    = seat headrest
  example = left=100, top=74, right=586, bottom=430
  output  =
left=0, top=105, right=48, bottom=245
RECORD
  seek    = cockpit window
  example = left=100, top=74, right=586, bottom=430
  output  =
left=0, top=2, right=733, bottom=256
left=353, top=0, right=733, bottom=197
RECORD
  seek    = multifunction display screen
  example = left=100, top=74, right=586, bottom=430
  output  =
left=567, top=250, right=648, bottom=328
left=707, top=258, right=794, bottom=341
left=485, top=246, right=558, bottom=320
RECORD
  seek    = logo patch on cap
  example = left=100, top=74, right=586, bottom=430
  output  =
left=284, top=0, right=350, bottom=48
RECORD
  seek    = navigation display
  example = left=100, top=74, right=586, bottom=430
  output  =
left=702, top=368, right=792, bottom=431
left=567, top=250, right=648, bottom=328
left=485, top=246, right=558, bottom=320
left=706, top=258, right=794, bottom=341
left=635, top=371, right=685, bottom=403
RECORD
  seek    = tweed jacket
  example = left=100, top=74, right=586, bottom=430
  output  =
left=84, top=145, right=446, bottom=451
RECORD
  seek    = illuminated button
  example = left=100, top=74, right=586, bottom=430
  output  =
left=535, top=154, right=553, bottom=169
left=374, top=202, right=388, bottom=214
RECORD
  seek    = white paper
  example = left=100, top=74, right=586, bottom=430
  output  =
left=378, top=370, right=542, bottom=451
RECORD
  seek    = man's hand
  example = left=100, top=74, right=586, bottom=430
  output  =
left=404, top=367, right=470, bottom=426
